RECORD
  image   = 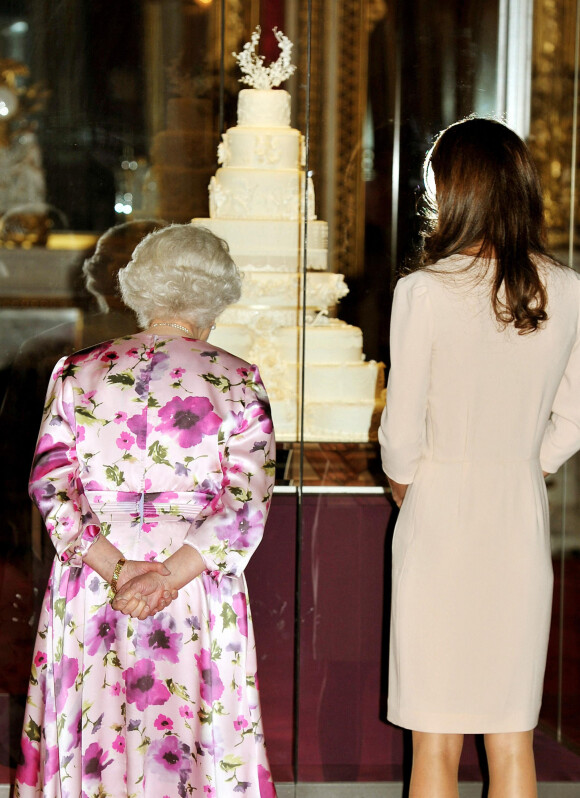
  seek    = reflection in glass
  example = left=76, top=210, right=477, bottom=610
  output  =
left=0, top=0, right=579, bottom=789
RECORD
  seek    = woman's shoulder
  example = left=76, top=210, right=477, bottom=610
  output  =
left=397, top=255, right=473, bottom=286
left=395, top=257, right=467, bottom=300
left=537, top=257, right=580, bottom=307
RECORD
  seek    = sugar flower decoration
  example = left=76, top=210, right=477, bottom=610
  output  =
left=233, top=26, right=296, bottom=90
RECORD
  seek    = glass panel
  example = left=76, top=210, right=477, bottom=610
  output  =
left=531, top=0, right=580, bottom=754
left=1, top=0, right=580, bottom=792
left=296, top=493, right=397, bottom=781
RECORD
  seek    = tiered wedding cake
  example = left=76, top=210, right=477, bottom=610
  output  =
left=193, top=28, right=381, bottom=441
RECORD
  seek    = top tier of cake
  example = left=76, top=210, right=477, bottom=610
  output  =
left=237, top=88, right=291, bottom=127
left=210, top=88, right=314, bottom=222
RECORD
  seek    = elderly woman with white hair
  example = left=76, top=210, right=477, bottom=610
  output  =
left=15, top=224, right=277, bottom=798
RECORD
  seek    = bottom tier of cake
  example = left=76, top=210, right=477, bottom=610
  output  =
left=208, top=319, right=383, bottom=442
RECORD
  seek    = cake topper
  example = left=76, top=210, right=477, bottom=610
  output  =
left=233, top=26, right=296, bottom=90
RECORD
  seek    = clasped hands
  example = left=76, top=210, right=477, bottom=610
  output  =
left=112, top=559, right=178, bottom=620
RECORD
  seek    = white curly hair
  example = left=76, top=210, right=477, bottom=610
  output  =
left=118, top=224, right=242, bottom=328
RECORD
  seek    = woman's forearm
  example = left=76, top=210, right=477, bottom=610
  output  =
left=81, top=535, right=170, bottom=595
left=81, top=534, right=125, bottom=584
left=163, top=545, right=206, bottom=590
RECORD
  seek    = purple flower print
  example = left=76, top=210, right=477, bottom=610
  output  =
left=44, top=745, right=60, bottom=781
left=179, top=704, right=194, bottom=719
left=84, top=480, right=104, bottom=491
left=156, top=396, right=221, bottom=448
left=149, top=350, right=170, bottom=376
left=135, top=351, right=170, bottom=396
left=142, top=521, right=158, bottom=533
left=112, top=735, right=125, bottom=753
left=30, top=433, right=66, bottom=482
left=195, top=648, right=224, bottom=705
left=116, top=431, right=135, bottom=451
left=110, top=682, right=122, bottom=696
left=80, top=390, right=97, bottom=406
left=85, top=604, right=118, bottom=656
left=185, top=615, right=201, bottom=631
left=204, top=787, right=216, bottom=796
left=233, top=715, right=249, bottom=731
left=258, top=765, right=277, bottom=798
left=234, top=782, right=251, bottom=793
left=154, top=714, right=174, bottom=731
left=70, top=340, right=110, bottom=365
left=136, top=613, right=183, bottom=663
left=232, top=592, right=248, bottom=637
left=216, top=503, right=264, bottom=550
left=247, top=399, right=273, bottom=434
left=60, top=561, right=88, bottom=601
left=54, top=655, right=79, bottom=713
left=225, top=463, right=243, bottom=476
left=229, top=411, right=249, bottom=436
left=60, top=516, right=74, bottom=531
left=17, top=736, right=40, bottom=786
left=148, top=735, right=191, bottom=774
left=114, top=411, right=128, bottom=424
left=199, top=723, right=224, bottom=758
left=123, top=659, right=170, bottom=711
left=82, top=742, right=113, bottom=780
left=171, top=367, right=185, bottom=379
left=127, top=409, right=150, bottom=450
left=68, top=708, right=82, bottom=749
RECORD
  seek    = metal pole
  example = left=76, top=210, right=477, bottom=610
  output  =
left=292, top=0, right=312, bottom=787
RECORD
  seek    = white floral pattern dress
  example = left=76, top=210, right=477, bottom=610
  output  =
left=14, top=333, right=277, bottom=798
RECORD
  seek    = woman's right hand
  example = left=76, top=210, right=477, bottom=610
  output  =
left=115, top=558, right=170, bottom=593
left=388, top=476, right=410, bottom=508
left=112, top=565, right=178, bottom=619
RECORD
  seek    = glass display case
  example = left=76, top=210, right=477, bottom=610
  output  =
left=0, top=0, right=579, bottom=794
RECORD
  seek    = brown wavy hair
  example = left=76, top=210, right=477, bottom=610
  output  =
left=417, top=117, right=556, bottom=334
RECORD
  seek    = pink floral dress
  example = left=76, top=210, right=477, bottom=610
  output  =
left=14, top=333, right=277, bottom=798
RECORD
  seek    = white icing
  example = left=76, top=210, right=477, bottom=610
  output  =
left=194, top=218, right=328, bottom=270
left=237, top=89, right=291, bottom=127
left=209, top=170, right=316, bottom=221
left=274, top=322, right=364, bottom=364
left=237, top=271, right=348, bottom=308
left=192, top=84, right=383, bottom=442
left=219, top=127, right=302, bottom=169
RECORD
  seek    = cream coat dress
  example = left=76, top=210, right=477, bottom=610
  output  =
left=379, top=255, right=580, bottom=733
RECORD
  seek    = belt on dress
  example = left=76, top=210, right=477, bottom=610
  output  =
left=85, top=489, right=214, bottom=521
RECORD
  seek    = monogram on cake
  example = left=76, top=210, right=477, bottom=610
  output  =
left=192, top=27, right=382, bottom=442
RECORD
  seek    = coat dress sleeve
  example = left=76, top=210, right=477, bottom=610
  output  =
left=379, top=274, right=434, bottom=484
left=540, top=278, right=580, bottom=473
left=28, top=357, right=102, bottom=567
left=184, top=364, right=276, bottom=578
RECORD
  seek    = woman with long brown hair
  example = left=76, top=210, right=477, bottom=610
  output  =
left=379, top=118, right=580, bottom=797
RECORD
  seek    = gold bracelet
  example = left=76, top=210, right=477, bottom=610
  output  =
left=110, top=558, right=126, bottom=595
